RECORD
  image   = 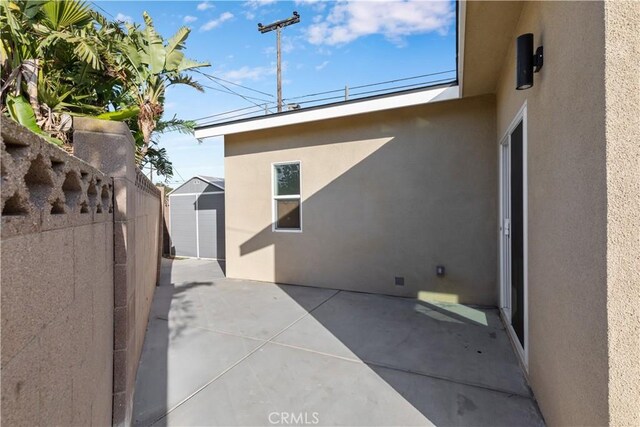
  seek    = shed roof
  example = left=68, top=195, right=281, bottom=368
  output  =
left=168, top=175, right=225, bottom=196
left=198, top=176, right=225, bottom=190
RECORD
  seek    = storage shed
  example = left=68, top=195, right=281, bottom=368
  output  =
left=168, top=176, right=225, bottom=259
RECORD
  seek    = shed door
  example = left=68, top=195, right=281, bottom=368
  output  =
left=170, top=195, right=197, bottom=257
left=196, top=193, right=225, bottom=259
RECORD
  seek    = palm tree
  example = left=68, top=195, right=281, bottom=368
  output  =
left=0, top=0, right=121, bottom=142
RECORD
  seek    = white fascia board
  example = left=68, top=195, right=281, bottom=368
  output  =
left=195, top=85, right=459, bottom=140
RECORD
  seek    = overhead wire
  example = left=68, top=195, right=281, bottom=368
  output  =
left=194, top=69, right=458, bottom=126
left=194, top=70, right=276, bottom=114
left=199, top=83, right=274, bottom=104
left=90, top=2, right=116, bottom=19
left=197, top=72, right=275, bottom=98
left=349, top=69, right=455, bottom=90
left=282, top=69, right=456, bottom=103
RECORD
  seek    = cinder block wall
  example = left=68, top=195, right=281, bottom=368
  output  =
left=1, top=117, right=163, bottom=426
left=73, top=118, right=162, bottom=426
left=0, top=118, right=115, bottom=426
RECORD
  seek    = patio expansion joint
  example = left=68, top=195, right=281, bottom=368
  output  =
left=362, top=359, right=535, bottom=400
left=150, top=288, right=342, bottom=426
left=264, top=339, right=534, bottom=401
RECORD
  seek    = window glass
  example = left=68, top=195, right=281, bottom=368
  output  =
left=276, top=200, right=301, bottom=229
left=273, top=162, right=301, bottom=231
left=275, top=163, right=300, bottom=196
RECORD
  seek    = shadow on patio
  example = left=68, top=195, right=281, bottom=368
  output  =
left=132, top=258, right=544, bottom=427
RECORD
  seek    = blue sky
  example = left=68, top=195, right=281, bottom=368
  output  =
left=95, top=0, right=457, bottom=185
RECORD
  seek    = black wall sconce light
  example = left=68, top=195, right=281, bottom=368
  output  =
left=516, top=33, right=543, bottom=90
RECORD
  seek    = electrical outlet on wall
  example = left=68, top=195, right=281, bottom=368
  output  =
left=436, top=265, right=445, bottom=277
left=395, top=277, right=405, bottom=286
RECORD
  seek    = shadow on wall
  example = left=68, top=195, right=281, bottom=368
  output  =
left=236, top=99, right=497, bottom=304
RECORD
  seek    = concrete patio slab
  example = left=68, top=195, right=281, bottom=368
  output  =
left=274, top=290, right=531, bottom=396
left=166, top=267, right=338, bottom=340
left=155, top=342, right=429, bottom=427
left=133, top=259, right=544, bottom=426
left=133, top=315, right=262, bottom=426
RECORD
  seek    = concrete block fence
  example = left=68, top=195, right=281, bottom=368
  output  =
left=1, top=116, right=162, bottom=426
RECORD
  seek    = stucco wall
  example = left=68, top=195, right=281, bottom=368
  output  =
left=603, top=2, right=640, bottom=425
left=1, top=118, right=114, bottom=426
left=493, top=1, right=639, bottom=424
left=225, top=95, right=497, bottom=305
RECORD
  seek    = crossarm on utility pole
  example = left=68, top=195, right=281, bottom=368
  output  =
left=257, top=11, right=300, bottom=114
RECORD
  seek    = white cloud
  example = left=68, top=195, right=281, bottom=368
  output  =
left=197, top=2, right=214, bottom=11
left=315, top=60, right=329, bottom=71
left=295, top=0, right=327, bottom=12
left=200, top=12, right=234, bottom=31
left=243, top=0, right=277, bottom=20
left=220, top=65, right=276, bottom=83
left=115, top=13, right=133, bottom=24
left=183, top=15, right=198, bottom=23
left=307, top=0, right=454, bottom=46
left=244, top=0, right=277, bottom=9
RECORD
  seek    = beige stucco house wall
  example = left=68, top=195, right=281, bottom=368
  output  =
left=462, top=1, right=639, bottom=425
left=199, top=1, right=639, bottom=425
left=226, top=95, right=498, bottom=305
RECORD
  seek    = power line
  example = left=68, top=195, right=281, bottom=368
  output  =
left=195, top=70, right=276, bottom=114
left=350, top=70, right=455, bottom=90
left=199, top=83, right=274, bottom=104
left=198, top=72, right=274, bottom=98
left=172, top=166, right=186, bottom=183
left=90, top=1, right=116, bottom=19
left=194, top=69, right=458, bottom=126
left=283, top=70, right=456, bottom=102
left=196, top=107, right=270, bottom=126
left=192, top=104, right=270, bottom=123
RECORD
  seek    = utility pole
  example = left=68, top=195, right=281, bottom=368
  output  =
left=258, top=11, right=300, bottom=113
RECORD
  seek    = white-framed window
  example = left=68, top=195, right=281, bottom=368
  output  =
left=272, top=161, right=302, bottom=232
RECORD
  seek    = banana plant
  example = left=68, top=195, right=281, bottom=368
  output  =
left=119, top=12, right=209, bottom=157
left=6, top=94, right=63, bottom=145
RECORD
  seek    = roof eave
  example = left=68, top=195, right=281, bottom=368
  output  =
left=195, top=84, right=460, bottom=139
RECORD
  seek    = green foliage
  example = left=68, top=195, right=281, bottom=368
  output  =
left=96, top=106, right=140, bottom=121
left=0, top=0, right=209, bottom=180
left=6, top=94, right=63, bottom=145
